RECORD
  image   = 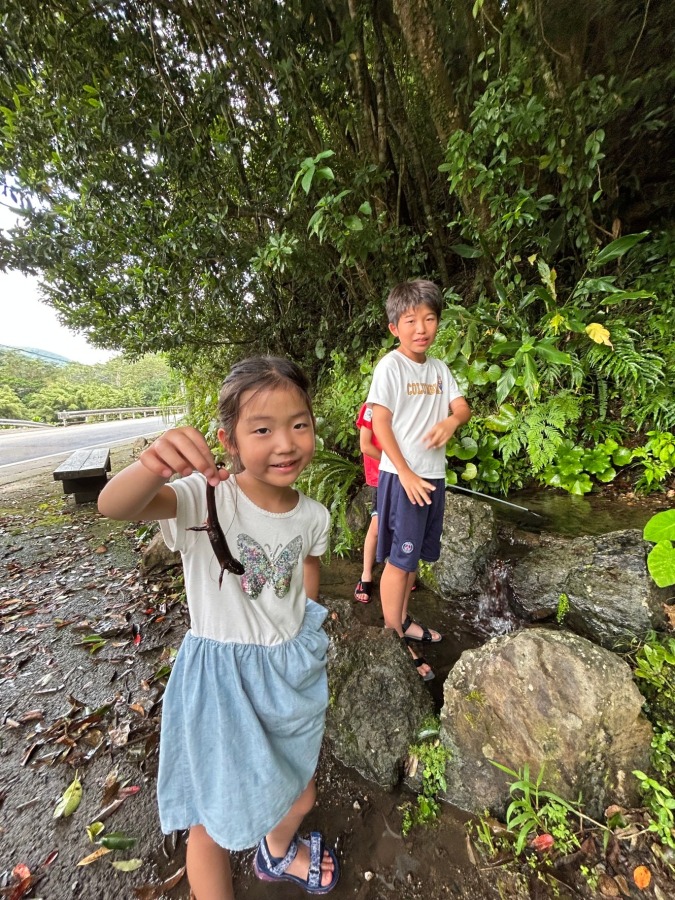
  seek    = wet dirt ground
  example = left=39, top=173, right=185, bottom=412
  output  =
left=0, top=446, right=508, bottom=900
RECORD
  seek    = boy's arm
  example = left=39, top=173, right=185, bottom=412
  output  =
left=359, top=425, right=382, bottom=462
left=423, top=397, right=472, bottom=449
left=371, top=404, right=436, bottom=506
left=303, top=555, right=321, bottom=600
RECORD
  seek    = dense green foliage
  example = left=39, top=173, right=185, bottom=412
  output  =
left=0, top=349, right=180, bottom=422
left=1, top=1, right=673, bottom=502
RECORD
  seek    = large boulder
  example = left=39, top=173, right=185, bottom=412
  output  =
left=140, top=531, right=181, bottom=574
left=326, top=627, right=433, bottom=789
left=432, top=493, right=498, bottom=595
left=439, top=628, right=652, bottom=819
left=509, top=529, right=667, bottom=648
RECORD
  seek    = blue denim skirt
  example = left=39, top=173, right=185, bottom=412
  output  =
left=157, top=600, right=329, bottom=851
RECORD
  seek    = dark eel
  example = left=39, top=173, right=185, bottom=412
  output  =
left=188, top=466, right=245, bottom=587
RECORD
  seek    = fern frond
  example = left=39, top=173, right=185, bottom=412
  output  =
left=297, top=449, right=361, bottom=555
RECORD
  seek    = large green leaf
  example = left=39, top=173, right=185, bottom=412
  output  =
left=644, top=510, right=675, bottom=543
left=591, top=231, right=649, bottom=267
left=647, top=540, right=675, bottom=588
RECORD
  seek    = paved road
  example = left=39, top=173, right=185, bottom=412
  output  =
left=0, top=415, right=177, bottom=474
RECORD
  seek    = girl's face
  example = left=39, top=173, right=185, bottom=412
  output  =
left=218, top=385, right=315, bottom=489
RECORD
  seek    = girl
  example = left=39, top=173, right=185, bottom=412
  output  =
left=98, top=357, right=339, bottom=899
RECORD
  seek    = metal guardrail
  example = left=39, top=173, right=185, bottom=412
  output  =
left=56, top=406, right=186, bottom=425
left=0, top=418, right=56, bottom=429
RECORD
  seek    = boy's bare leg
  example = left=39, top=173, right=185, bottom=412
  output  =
left=361, top=515, right=378, bottom=583
left=265, top=778, right=335, bottom=886
left=380, top=562, right=432, bottom=678
left=186, top=825, right=234, bottom=900
left=401, top=568, right=417, bottom=623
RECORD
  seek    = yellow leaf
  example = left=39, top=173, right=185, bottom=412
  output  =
left=585, top=323, right=613, bottom=347
left=53, top=772, right=82, bottom=818
left=548, top=313, right=567, bottom=335
left=112, top=858, right=143, bottom=872
left=528, top=253, right=537, bottom=265
left=77, top=847, right=111, bottom=866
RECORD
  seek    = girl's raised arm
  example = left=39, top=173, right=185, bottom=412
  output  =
left=98, top=427, right=228, bottom=522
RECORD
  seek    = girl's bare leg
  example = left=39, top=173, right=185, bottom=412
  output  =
left=265, top=778, right=335, bottom=887
left=186, top=825, right=233, bottom=900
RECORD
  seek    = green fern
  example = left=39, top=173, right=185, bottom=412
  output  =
left=499, top=393, right=582, bottom=472
left=584, top=326, right=664, bottom=390
left=297, top=448, right=361, bottom=555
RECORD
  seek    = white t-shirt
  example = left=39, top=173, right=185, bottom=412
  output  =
left=159, top=474, right=331, bottom=646
left=366, top=350, right=462, bottom=479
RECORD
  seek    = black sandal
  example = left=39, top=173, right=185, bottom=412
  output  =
left=354, top=580, right=373, bottom=604
left=402, top=614, right=442, bottom=644
left=411, top=652, right=435, bottom=682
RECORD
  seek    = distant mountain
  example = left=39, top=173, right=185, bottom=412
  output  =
left=0, top=344, right=72, bottom=365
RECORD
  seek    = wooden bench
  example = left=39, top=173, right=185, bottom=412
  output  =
left=53, top=448, right=111, bottom=504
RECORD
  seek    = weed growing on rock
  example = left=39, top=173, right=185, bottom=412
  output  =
left=401, top=717, right=452, bottom=836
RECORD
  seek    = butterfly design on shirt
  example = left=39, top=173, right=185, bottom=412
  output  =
left=237, top=534, right=303, bottom=599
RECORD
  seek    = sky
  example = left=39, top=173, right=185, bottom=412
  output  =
left=0, top=203, right=116, bottom=366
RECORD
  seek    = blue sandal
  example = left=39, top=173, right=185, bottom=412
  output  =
left=253, top=832, right=340, bottom=894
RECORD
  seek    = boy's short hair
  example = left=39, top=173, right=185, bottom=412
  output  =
left=385, top=280, right=443, bottom=325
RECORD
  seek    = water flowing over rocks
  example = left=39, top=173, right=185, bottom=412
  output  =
left=325, top=626, right=433, bottom=789
left=432, top=493, right=498, bottom=595
left=508, top=529, right=667, bottom=648
left=439, top=628, right=653, bottom=819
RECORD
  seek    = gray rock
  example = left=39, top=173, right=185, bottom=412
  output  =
left=509, top=529, right=666, bottom=648
left=346, top=485, right=372, bottom=536
left=140, top=531, right=181, bottom=574
left=440, top=628, right=652, bottom=819
left=432, top=493, right=498, bottom=595
left=326, top=627, right=433, bottom=789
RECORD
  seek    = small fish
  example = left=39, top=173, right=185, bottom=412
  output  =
left=188, top=466, right=245, bottom=587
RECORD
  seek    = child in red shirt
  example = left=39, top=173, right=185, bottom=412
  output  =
left=354, top=403, right=381, bottom=603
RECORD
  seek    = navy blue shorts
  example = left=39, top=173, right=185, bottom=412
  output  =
left=376, top=471, right=445, bottom=572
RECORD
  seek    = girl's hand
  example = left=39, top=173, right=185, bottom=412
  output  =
left=140, top=427, right=230, bottom=487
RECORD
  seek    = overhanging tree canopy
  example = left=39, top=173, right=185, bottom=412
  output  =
left=0, top=1, right=672, bottom=382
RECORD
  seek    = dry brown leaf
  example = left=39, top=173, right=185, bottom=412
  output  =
left=663, top=603, right=675, bottom=630
left=633, top=866, right=651, bottom=889
left=614, top=874, right=630, bottom=897
left=77, top=847, right=112, bottom=866
left=598, top=873, right=620, bottom=896
left=133, top=865, right=186, bottom=898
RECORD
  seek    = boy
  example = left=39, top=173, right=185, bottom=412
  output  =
left=366, top=280, right=471, bottom=680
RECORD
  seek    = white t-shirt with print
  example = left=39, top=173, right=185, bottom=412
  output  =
left=366, top=350, right=462, bottom=479
left=159, top=474, right=330, bottom=646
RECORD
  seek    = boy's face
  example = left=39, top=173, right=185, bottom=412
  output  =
left=389, top=303, right=439, bottom=363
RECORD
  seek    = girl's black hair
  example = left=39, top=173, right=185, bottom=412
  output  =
left=217, top=356, right=314, bottom=469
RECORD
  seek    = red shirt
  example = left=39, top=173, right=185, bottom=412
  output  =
left=356, top=403, right=381, bottom=487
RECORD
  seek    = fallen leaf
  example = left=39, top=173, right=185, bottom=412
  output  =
left=9, top=875, right=34, bottom=900
left=530, top=833, right=554, bottom=852
left=112, top=858, right=143, bottom=872
left=633, top=866, right=651, bottom=889
left=94, top=545, right=108, bottom=553
left=53, top=772, right=82, bottom=818
left=11, top=864, right=31, bottom=881
left=614, top=874, right=630, bottom=896
left=663, top=603, right=675, bottom=629
left=133, top=866, right=186, bottom=899
left=598, top=874, right=620, bottom=896
left=77, top=847, right=112, bottom=866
